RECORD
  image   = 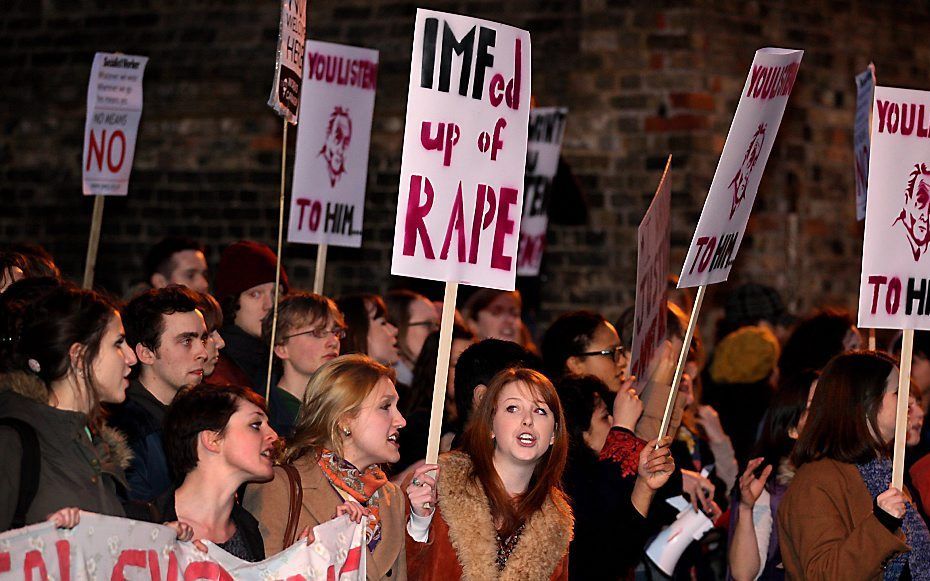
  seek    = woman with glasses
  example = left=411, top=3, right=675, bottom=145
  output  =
left=386, top=290, right=440, bottom=388
left=262, top=292, right=346, bottom=438
left=541, top=310, right=631, bottom=394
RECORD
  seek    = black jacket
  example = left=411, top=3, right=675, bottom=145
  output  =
left=108, top=379, right=172, bottom=502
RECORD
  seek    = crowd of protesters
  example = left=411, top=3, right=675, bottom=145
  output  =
left=1, top=239, right=929, bottom=580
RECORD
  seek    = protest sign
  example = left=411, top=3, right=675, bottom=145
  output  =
left=390, top=9, right=532, bottom=291
left=857, top=86, right=930, bottom=331
left=0, top=512, right=366, bottom=580
left=268, top=0, right=308, bottom=123
left=82, top=52, right=148, bottom=197
left=854, top=64, right=876, bottom=221
left=288, top=41, right=379, bottom=249
left=516, top=107, right=568, bottom=276
left=678, top=48, right=803, bottom=289
left=630, top=156, right=672, bottom=382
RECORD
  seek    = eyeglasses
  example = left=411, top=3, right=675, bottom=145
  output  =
left=283, top=326, right=347, bottom=341
left=408, top=320, right=440, bottom=332
left=576, top=345, right=626, bottom=364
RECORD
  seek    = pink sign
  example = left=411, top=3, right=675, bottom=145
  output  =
left=630, top=156, right=672, bottom=381
left=390, top=9, right=532, bottom=290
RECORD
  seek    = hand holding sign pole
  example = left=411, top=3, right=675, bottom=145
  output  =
left=265, top=0, right=308, bottom=401
left=857, top=85, right=930, bottom=487
left=391, top=10, right=531, bottom=465
left=81, top=52, right=148, bottom=288
left=662, top=48, right=804, bottom=441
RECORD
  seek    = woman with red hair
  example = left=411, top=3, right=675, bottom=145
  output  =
left=405, top=367, right=572, bottom=579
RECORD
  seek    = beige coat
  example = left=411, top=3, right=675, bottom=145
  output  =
left=243, top=456, right=407, bottom=580
left=776, top=458, right=910, bottom=580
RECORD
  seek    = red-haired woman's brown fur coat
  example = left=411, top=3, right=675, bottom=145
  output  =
left=407, top=452, right=573, bottom=581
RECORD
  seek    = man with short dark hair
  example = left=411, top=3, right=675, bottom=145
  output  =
left=144, top=237, right=209, bottom=294
left=110, top=286, right=209, bottom=501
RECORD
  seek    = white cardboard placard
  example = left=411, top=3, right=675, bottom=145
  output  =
left=268, top=0, right=308, bottom=123
left=516, top=107, right=568, bottom=276
left=858, top=86, right=930, bottom=330
left=287, top=41, right=379, bottom=248
left=390, top=9, right=532, bottom=290
left=678, top=48, right=803, bottom=288
left=82, top=52, right=148, bottom=196
left=630, top=156, right=672, bottom=381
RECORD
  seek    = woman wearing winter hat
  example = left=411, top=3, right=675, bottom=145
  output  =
left=209, top=240, right=289, bottom=393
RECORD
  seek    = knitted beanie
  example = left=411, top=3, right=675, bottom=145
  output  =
left=213, top=241, right=289, bottom=301
left=709, top=325, right=780, bottom=384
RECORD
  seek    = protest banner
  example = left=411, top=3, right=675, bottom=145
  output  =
left=268, top=0, right=308, bottom=123
left=857, top=85, right=930, bottom=486
left=516, top=107, right=568, bottom=276
left=264, top=0, right=309, bottom=400
left=287, top=40, right=380, bottom=292
left=854, top=64, right=876, bottom=222
left=391, top=9, right=532, bottom=465
left=630, top=156, right=672, bottom=384
left=661, top=48, right=804, bottom=440
left=0, top=511, right=366, bottom=580
left=81, top=52, right=148, bottom=288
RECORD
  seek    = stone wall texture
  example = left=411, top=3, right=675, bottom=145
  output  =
left=3, top=0, right=929, bottom=336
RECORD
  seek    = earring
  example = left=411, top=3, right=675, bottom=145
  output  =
left=342, top=426, right=351, bottom=437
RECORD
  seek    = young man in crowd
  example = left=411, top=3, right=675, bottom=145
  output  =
left=110, top=286, right=209, bottom=502
left=209, top=240, right=289, bottom=393
left=144, top=236, right=210, bottom=294
left=262, top=292, right=345, bottom=437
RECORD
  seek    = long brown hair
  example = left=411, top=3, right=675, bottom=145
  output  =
left=791, top=350, right=895, bottom=467
left=461, top=367, right=568, bottom=537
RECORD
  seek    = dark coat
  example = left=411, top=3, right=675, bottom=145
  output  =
left=107, top=379, right=172, bottom=501
left=0, top=371, right=131, bottom=531
left=209, top=324, right=271, bottom=393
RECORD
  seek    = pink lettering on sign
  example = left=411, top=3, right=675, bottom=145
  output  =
left=85, top=129, right=127, bottom=173
left=744, top=61, right=800, bottom=100
left=876, top=100, right=930, bottom=138
left=305, top=52, right=379, bottom=91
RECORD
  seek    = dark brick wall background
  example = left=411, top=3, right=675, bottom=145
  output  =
left=3, top=0, right=929, bottom=336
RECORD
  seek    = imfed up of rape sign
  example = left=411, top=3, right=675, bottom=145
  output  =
left=391, top=9, right=532, bottom=291
left=859, top=86, right=930, bottom=331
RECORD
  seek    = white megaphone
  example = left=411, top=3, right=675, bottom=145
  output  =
left=645, top=495, right=715, bottom=576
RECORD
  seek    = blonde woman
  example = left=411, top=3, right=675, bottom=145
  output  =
left=243, top=354, right=436, bottom=580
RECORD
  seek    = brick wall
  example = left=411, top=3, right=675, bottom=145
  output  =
left=3, top=0, right=929, bottom=337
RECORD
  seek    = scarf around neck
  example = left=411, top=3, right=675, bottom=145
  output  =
left=318, top=449, right=388, bottom=552
left=856, top=457, right=930, bottom=580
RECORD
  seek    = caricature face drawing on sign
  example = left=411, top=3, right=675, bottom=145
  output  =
left=728, top=124, right=767, bottom=219
left=893, top=163, right=930, bottom=261
left=319, top=106, right=353, bottom=187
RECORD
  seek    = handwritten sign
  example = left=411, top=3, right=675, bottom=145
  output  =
left=268, top=0, right=308, bottom=123
left=82, top=52, right=148, bottom=196
left=631, top=156, right=672, bottom=381
left=854, top=64, right=876, bottom=221
left=516, top=107, right=568, bottom=276
left=678, top=48, right=803, bottom=289
left=390, top=9, right=532, bottom=290
left=0, top=512, right=366, bottom=580
left=287, top=41, right=379, bottom=248
left=858, top=86, right=930, bottom=331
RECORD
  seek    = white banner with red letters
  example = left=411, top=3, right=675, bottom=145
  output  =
left=0, top=511, right=365, bottom=580
left=630, top=156, right=672, bottom=381
left=516, top=107, right=568, bottom=276
left=858, top=86, right=930, bottom=331
left=678, top=48, right=803, bottom=288
left=82, top=52, right=148, bottom=196
left=288, top=40, right=379, bottom=248
left=391, top=9, right=532, bottom=290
